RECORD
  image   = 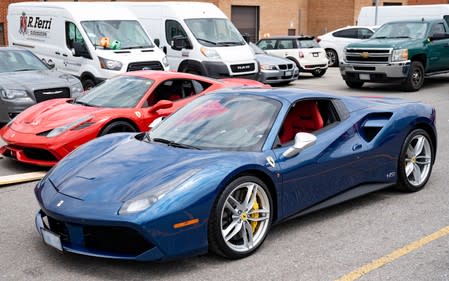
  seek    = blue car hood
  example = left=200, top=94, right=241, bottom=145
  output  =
left=49, top=135, right=252, bottom=203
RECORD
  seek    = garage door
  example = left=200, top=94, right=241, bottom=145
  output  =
left=231, top=6, right=259, bottom=43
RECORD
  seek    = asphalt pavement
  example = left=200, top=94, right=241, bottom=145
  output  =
left=0, top=68, right=448, bottom=281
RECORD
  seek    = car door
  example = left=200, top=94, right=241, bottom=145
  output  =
left=427, top=22, right=449, bottom=71
left=272, top=99, right=370, bottom=218
left=164, top=20, right=192, bottom=71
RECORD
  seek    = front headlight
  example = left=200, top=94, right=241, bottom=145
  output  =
left=0, top=88, right=29, bottom=99
left=119, top=169, right=200, bottom=215
left=260, top=64, right=277, bottom=71
left=162, top=56, right=169, bottom=67
left=46, top=115, right=93, bottom=138
left=391, top=49, right=408, bottom=62
left=200, top=47, right=221, bottom=59
left=98, top=56, right=123, bottom=71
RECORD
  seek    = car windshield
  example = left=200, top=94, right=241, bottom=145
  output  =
left=249, top=42, right=266, bottom=54
left=372, top=22, right=428, bottom=39
left=75, top=76, right=153, bottom=108
left=297, top=38, right=320, bottom=48
left=81, top=20, right=154, bottom=49
left=185, top=18, right=245, bottom=47
left=149, top=94, right=281, bottom=151
left=0, top=50, right=48, bottom=73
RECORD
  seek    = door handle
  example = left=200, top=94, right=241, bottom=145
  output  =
left=55, top=51, right=60, bottom=55
left=352, top=144, right=362, bottom=151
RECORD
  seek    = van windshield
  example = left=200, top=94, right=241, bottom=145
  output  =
left=185, top=18, right=245, bottom=47
left=81, top=20, right=154, bottom=50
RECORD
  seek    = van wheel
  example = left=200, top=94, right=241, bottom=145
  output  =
left=181, top=65, right=204, bottom=76
left=401, top=61, right=424, bottom=92
left=345, top=80, right=364, bottom=89
left=82, top=78, right=96, bottom=90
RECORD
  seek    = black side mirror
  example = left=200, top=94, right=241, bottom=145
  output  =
left=72, top=42, right=91, bottom=59
left=242, top=33, right=250, bottom=43
left=171, top=35, right=187, bottom=51
left=154, top=38, right=160, bottom=47
left=429, top=32, right=449, bottom=41
left=46, top=59, right=55, bottom=69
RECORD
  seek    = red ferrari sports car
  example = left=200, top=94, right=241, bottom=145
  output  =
left=0, top=71, right=268, bottom=166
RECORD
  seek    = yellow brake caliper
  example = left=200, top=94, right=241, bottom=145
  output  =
left=251, top=201, right=260, bottom=232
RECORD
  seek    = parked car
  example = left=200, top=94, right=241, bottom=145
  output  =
left=34, top=88, right=436, bottom=261
left=317, top=26, right=377, bottom=67
left=0, top=47, right=83, bottom=124
left=0, top=71, right=268, bottom=166
left=249, top=43, right=299, bottom=85
left=256, top=36, right=328, bottom=77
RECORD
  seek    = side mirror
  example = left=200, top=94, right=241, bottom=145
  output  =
left=242, top=33, right=251, bottom=43
left=148, top=116, right=164, bottom=129
left=429, top=32, right=449, bottom=41
left=171, top=35, right=187, bottom=50
left=149, top=100, right=173, bottom=113
left=282, top=132, right=317, bottom=158
left=46, top=59, right=55, bottom=69
left=154, top=38, right=160, bottom=47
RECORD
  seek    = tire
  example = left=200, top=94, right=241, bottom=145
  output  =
left=397, top=129, right=434, bottom=192
left=208, top=176, right=273, bottom=259
left=81, top=78, right=96, bottom=91
left=312, top=68, right=327, bottom=77
left=180, top=64, right=204, bottom=76
left=401, top=61, right=424, bottom=92
left=345, top=80, right=364, bottom=89
left=99, top=121, right=136, bottom=136
left=326, top=49, right=339, bottom=67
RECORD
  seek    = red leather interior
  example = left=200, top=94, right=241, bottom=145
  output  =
left=279, top=101, right=324, bottom=144
left=168, top=95, right=181, bottom=101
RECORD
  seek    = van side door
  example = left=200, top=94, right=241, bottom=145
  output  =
left=164, top=20, right=191, bottom=71
left=63, top=21, right=91, bottom=76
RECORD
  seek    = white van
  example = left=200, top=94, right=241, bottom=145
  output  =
left=8, top=2, right=169, bottom=89
left=120, top=2, right=258, bottom=79
left=358, top=4, right=449, bottom=26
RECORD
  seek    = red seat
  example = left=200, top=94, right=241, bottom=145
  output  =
left=279, top=101, right=324, bottom=144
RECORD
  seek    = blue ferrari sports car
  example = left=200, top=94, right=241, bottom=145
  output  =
left=34, top=88, right=436, bottom=261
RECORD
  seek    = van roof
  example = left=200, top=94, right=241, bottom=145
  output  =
left=9, top=2, right=139, bottom=21
left=118, top=2, right=226, bottom=19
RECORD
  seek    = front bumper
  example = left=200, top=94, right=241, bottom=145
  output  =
left=258, top=68, right=299, bottom=84
left=340, top=60, right=411, bottom=83
left=0, top=124, right=99, bottom=166
left=0, top=100, right=34, bottom=124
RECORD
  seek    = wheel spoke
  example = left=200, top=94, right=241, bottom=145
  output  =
left=242, top=221, right=254, bottom=249
left=412, top=163, right=422, bottom=182
left=406, top=146, right=414, bottom=158
left=415, top=156, right=431, bottom=165
left=223, top=220, right=242, bottom=241
left=414, top=136, right=425, bottom=156
left=228, top=195, right=244, bottom=211
left=243, top=184, right=257, bottom=209
left=225, top=201, right=239, bottom=216
left=405, top=162, right=414, bottom=177
left=248, top=208, right=270, bottom=215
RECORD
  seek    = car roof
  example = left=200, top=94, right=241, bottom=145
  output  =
left=122, top=70, right=221, bottom=82
left=213, top=87, right=335, bottom=103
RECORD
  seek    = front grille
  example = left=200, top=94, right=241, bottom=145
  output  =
left=34, top=88, right=70, bottom=103
left=23, top=148, right=58, bottom=161
left=230, top=63, right=256, bottom=73
left=345, top=48, right=391, bottom=64
left=127, top=61, right=164, bottom=71
left=354, top=66, right=376, bottom=71
left=304, top=64, right=327, bottom=68
left=44, top=213, right=154, bottom=256
left=84, top=226, right=154, bottom=256
left=278, top=64, right=294, bottom=70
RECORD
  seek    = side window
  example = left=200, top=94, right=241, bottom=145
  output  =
left=358, top=28, right=374, bottom=39
left=148, top=79, right=212, bottom=106
left=165, top=20, right=189, bottom=48
left=257, top=40, right=274, bottom=50
left=333, top=28, right=358, bottom=39
left=276, top=39, right=293, bottom=49
left=277, top=99, right=339, bottom=145
left=444, top=15, right=449, bottom=27
left=65, top=22, right=84, bottom=49
left=429, top=23, right=446, bottom=37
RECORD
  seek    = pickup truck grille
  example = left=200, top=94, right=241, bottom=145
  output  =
left=127, top=61, right=164, bottom=71
left=345, top=48, right=392, bottom=64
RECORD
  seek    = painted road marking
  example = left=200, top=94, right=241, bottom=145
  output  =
left=335, top=225, right=449, bottom=281
left=0, top=171, right=47, bottom=186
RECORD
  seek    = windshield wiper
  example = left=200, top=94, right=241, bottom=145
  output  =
left=121, top=46, right=152, bottom=50
left=152, top=137, right=201, bottom=150
left=15, top=68, right=37, bottom=72
left=196, top=38, right=217, bottom=45
left=392, top=36, right=411, bottom=39
left=372, top=36, right=388, bottom=39
left=73, top=98, right=93, bottom=107
left=217, top=41, right=244, bottom=46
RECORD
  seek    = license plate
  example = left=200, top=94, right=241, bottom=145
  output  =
left=359, top=74, right=370, bottom=80
left=41, top=228, right=63, bottom=251
left=313, top=53, right=319, bottom=57
left=285, top=71, right=292, bottom=76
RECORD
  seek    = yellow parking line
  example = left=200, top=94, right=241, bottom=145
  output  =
left=336, top=225, right=449, bottom=281
left=0, top=171, right=47, bottom=186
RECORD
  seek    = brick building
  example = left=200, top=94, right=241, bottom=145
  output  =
left=1, top=0, right=448, bottom=45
